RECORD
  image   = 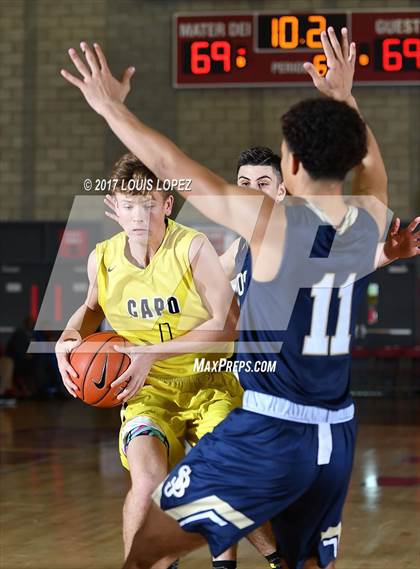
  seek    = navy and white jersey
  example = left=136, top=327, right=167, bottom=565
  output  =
left=233, top=236, right=251, bottom=306
left=237, top=202, right=379, bottom=410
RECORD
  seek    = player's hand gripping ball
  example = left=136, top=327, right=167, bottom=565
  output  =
left=70, top=331, right=130, bottom=407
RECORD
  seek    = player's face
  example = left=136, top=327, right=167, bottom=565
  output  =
left=115, top=192, right=173, bottom=243
left=237, top=165, right=277, bottom=197
left=237, top=164, right=285, bottom=202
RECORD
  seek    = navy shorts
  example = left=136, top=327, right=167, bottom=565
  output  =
left=154, top=405, right=356, bottom=569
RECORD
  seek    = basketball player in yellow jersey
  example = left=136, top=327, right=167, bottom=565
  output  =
left=55, top=154, right=242, bottom=569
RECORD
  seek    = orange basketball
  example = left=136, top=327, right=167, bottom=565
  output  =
left=69, top=331, right=130, bottom=408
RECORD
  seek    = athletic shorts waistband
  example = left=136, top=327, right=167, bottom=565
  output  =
left=242, top=390, right=354, bottom=424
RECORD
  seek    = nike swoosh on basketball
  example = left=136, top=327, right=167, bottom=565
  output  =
left=94, top=355, right=108, bottom=389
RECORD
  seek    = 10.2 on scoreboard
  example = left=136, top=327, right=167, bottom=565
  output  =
left=174, top=10, right=420, bottom=87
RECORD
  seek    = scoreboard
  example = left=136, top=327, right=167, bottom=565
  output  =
left=174, top=10, right=420, bottom=87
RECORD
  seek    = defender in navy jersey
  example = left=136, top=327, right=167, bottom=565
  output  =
left=238, top=201, right=379, bottom=410
left=120, top=29, right=388, bottom=569
left=151, top=198, right=380, bottom=569
left=61, top=27, right=420, bottom=569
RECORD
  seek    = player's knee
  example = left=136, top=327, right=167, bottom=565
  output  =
left=127, top=478, right=160, bottom=506
left=129, top=455, right=166, bottom=483
left=125, top=457, right=167, bottom=502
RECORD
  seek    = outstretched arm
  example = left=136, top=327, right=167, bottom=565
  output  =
left=61, top=43, right=263, bottom=241
left=304, top=27, right=388, bottom=233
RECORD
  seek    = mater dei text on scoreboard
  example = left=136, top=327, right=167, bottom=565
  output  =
left=178, top=21, right=251, bottom=38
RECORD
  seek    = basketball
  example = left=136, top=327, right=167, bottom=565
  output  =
left=69, top=331, right=130, bottom=408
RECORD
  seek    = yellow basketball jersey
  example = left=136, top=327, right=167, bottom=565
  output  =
left=96, top=219, right=233, bottom=378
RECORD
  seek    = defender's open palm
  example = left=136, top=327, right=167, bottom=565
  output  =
left=384, top=217, right=420, bottom=261
left=61, top=42, right=135, bottom=115
left=304, top=27, right=355, bottom=102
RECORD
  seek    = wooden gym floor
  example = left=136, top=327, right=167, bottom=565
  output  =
left=1, top=397, right=419, bottom=569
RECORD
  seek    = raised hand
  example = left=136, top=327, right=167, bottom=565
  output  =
left=61, top=42, right=135, bottom=115
left=384, top=216, right=420, bottom=261
left=304, top=27, right=355, bottom=102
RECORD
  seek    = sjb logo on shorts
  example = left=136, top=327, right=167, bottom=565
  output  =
left=163, top=465, right=192, bottom=499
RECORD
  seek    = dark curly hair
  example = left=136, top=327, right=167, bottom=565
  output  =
left=236, top=146, right=282, bottom=179
left=281, top=98, right=367, bottom=181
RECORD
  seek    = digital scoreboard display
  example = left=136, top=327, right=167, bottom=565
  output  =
left=174, top=10, right=420, bottom=87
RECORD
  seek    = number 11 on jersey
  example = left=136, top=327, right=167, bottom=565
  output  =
left=302, top=273, right=356, bottom=356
